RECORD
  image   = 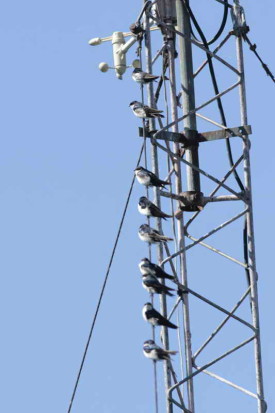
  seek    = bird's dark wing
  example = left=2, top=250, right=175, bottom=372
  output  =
left=146, top=308, right=177, bottom=328
left=149, top=203, right=172, bottom=219
left=148, top=172, right=170, bottom=187
left=141, top=167, right=151, bottom=174
left=146, top=308, right=162, bottom=319
left=149, top=203, right=162, bottom=215
left=157, top=313, right=178, bottom=329
left=150, top=233, right=163, bottom=242
left=143, top=105, right=163, bottom=114
left=154, top=265, right=174, bottom=280
left=153, top=284, right=174, bottom=296
left=143, top=277, right=161, bottom=289
left=162, top=284, right=175, bottom=292
left=151, top=228, right=161, bottom=236
left=157, top=234, right=174, bottom=242
left=156, top=348, right=170, bottom=360
left=143, top=72, right=159, bottom=80
left=150, top=113, right=165, bottom=118
left=156, top=177, right=170, bottom=187
left=147, top=170, right=158, bottom=181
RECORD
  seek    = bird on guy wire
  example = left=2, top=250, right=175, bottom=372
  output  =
left=143, top=339, right=177, bottom=361
left=138, top=196, right=172, bottom=220
left=142, top=274, right=175, bottom=296
left=129, top=100, right=164, bottom=118
left=142, top=302, right=178, bottom=329
left=139, top=224, right=173, bottom=244
left=139, top=258, right=174, bottom=281
left=132, top=68, right=160, bottom=84
left=134, top=166, right=170, bottom=188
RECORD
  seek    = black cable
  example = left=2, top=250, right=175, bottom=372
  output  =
left=67, top=143, right=144, bottom=413
left=189, top=0, right=229, bottom=46
left=214, top=0, right=232, bottom=8
left=183, top=0, right=244, bottom=191
left=155, top=55, right=169, bottom=104
left=183, top=0, right=251, bottom=287
left=243, top=33, right=275, bottom=83
left=137, top=0, right=152, bottom=24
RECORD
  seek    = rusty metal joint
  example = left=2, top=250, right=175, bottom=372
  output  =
left=178, top=190, right=204, bottom=212
left=177, top=285, right=189, bottom=297
left=231, top=24, right=250, bottom=37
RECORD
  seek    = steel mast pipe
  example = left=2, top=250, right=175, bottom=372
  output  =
left=175, top=0, right=201, bottom=193
left=233, top=1, right=266, bottom=411
left=167, top=35, right=195, bottom=413
left=143, top=8, right=173, bottom=413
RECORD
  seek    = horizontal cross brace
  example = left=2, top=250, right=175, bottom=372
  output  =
left=138, top=125, right=252, bottom=145
left=160, top=190, right=242, bottom=204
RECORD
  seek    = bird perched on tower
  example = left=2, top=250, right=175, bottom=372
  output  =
left=129, top=100, right=164, bottom=118
left=142, top=274, right=174, bottom=296
left=142, top=303, right=178, bottom=329
left=138, top=196, right=173, bottom=220
left=132, top=68, right=160, bottom=84
left=139, top=258, right=174, bottom=280
left=134, top=166, right=170, bottom=188
left=139, top=224, right=173, bottom=244
left=143, top=339, right=177, bottom=361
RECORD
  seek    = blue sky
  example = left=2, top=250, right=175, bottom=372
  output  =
left=0, top=1, right=274, bottom=412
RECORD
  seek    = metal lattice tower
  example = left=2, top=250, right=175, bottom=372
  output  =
left=89, top=0, right=267, bottom=411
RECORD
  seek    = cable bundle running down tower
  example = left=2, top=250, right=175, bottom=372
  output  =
left=73, top=0, right=271, bottom=412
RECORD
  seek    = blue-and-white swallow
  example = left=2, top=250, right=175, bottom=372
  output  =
left=143, top=339, right=177, bottom=361
left=139, top=258, right=174, bottom=280
left=142, top=274, right=174, bottom=296
left=129, top=101, right=164, bottom=118
left=139, top=224, right=173, bottom=244
left=138, top=196, right=172, bottom=220
left=134, top=166, right=170, bottom=188
left=142, top=303, right=178, bottom=329
left=132, top=68, right=160, bottom=84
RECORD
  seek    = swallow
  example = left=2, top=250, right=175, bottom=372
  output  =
left=138, top=196, right=172, bottom=220
left=132, top=68, right=160, bottom=84
left=139, top=258, right=174, bottom=280
left=139, top=224, right=173, bottom=244
left=134, top=166, right=170, bottom=188
left=143, top=339, right=177, bottom=361
left=142, top=274, right=174, bottom=296
left=129, top=101, right=164, bottom=118
left=142, top=303, right=178, bottom=329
